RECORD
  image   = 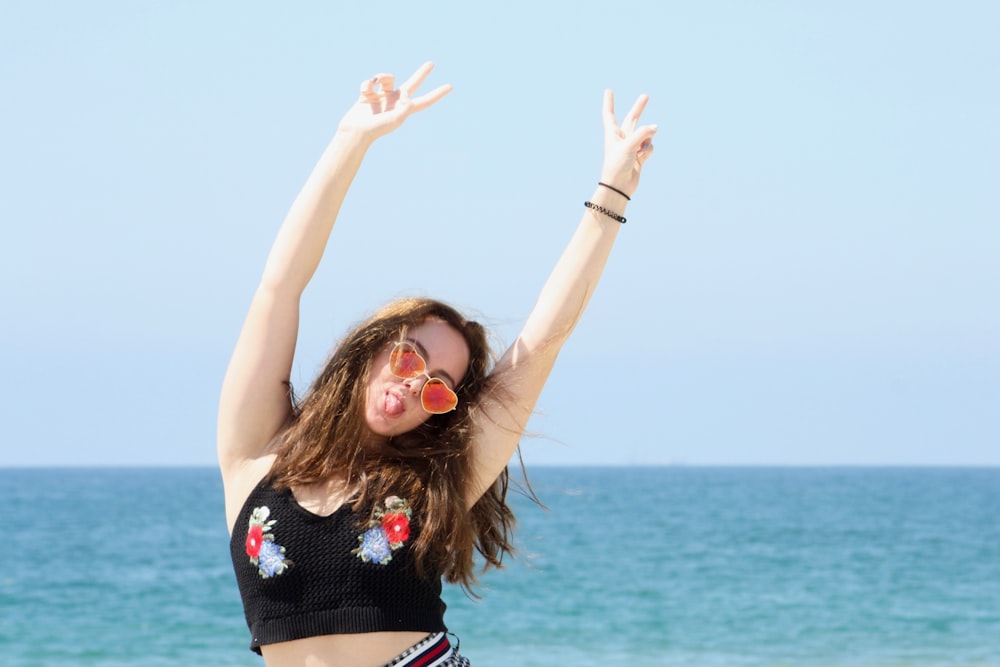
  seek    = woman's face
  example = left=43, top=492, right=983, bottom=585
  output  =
left=363, top=318, right=471, bottom=439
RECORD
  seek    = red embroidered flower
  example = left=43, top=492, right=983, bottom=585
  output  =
left=246, top=524, right=264, bottom=558
left=355, top=497, right=413, bottom=565
left=382, top=512, right=411, bottom=545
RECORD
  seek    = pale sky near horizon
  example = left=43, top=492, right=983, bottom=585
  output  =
left=2, top=1, right=997, bottom=467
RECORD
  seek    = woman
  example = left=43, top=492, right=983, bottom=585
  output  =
left=218, top=61, right=657, bottom=666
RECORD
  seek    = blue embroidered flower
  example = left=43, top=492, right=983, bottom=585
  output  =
left=257, top=539, right=290, bottom=577
left=356, top=526, right=393, bottom=564
left=353, top=496, right=413, bottom=565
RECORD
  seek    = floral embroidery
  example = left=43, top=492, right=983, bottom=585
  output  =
left=246, top=506, right=291, bottom=578
left=353, top=495, right=412, bottom=565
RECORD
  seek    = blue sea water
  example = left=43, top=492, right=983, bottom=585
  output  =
left=2, top=466, right=999, bottom=666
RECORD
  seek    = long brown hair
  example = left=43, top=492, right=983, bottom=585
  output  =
left=268, top=297, right=516, bottom=593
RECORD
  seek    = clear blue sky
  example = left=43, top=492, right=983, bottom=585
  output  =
left=2, top=1, right=997, bottom=467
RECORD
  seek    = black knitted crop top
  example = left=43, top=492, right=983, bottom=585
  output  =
left=229, top=478, right=447, bottom=654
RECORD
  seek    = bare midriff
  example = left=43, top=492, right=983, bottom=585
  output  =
left=260, top=631, right=432, bottom=667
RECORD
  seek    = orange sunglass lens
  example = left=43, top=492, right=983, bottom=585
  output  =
left=421, top=378, right=458, bottom=414
left=390, top=344, right=425, bottom=378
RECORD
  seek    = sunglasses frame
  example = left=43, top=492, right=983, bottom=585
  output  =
left=388, top=341, right=459, bottom=415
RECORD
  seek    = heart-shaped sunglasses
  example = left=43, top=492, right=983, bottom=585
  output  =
left=388, top=341, right=459, bottom=414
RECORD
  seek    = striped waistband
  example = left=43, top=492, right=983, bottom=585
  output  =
left=386, top=632, right=469, bottom=667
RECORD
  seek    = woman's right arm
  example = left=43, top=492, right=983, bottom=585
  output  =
left=216, top=63, right=452, bottom=483
left=215, top=131, right=368, bottom=478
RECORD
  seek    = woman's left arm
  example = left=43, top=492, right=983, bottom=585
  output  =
left=468, top=90, right=658, bottom=503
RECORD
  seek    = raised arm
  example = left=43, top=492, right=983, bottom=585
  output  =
left=217, top=63, right=452, bottom=484
left=468, top=90, right=658, bottom=503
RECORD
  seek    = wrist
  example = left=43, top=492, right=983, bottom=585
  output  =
left=597, top=181, right=630, bottom=201
left=584, top=183, right=629, bottom=224
left=584, top=201, right=626, bottom=224
left=589, top=183, right=629, bottom=209
left=333, top=127, right=378, bottom=150
left=599, top=167, right=637, bottom=197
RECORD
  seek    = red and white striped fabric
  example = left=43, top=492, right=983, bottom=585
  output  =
left=385, top=633, right=471, bottom=667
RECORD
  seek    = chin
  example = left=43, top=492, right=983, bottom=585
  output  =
left=365, top=421, right=395, bottom=439
left=365, top=415, right=410, bottom=440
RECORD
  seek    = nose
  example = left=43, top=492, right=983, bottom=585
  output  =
left=403, top=375, right=426, bottom=396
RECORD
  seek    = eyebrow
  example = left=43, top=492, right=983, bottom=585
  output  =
left=406, top=337, right=458, bottom=388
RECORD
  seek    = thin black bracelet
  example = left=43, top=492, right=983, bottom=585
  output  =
left=584, top=201, right=626, bottom=224
left=598, top=181, right=631, bottom=200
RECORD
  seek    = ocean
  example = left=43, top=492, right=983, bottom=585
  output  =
left=3, top=466, right=998, bottom=666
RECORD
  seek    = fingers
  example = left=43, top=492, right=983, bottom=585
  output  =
left=400, top=61, right=435, bottom=96
left=373, top=73, right=395, bottom=94
left=637, top=136, right=655, bottom=165
left=400, top=61, right=451, bottom=112
left=602, top=89, right=617, bottom=130
left=604, top=90, right=652, bottom=136
left=602, top=89, right=658, bottom=176
left=359, top=62, right=449, bottom=112
left=359, top=72, right=396, bottom=101
left=409, top=83, right=453, bottom=112
left=628, top=125, right=658, bottom=167
left=622, top=94, right=649, bottom=133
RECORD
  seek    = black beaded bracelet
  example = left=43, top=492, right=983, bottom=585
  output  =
left=584, top=201, right=627, bottom=224
left=598, top=181, right=631, bottom=201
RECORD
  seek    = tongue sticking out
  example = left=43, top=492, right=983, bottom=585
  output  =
left=384, top=392, right=405, bottom=417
